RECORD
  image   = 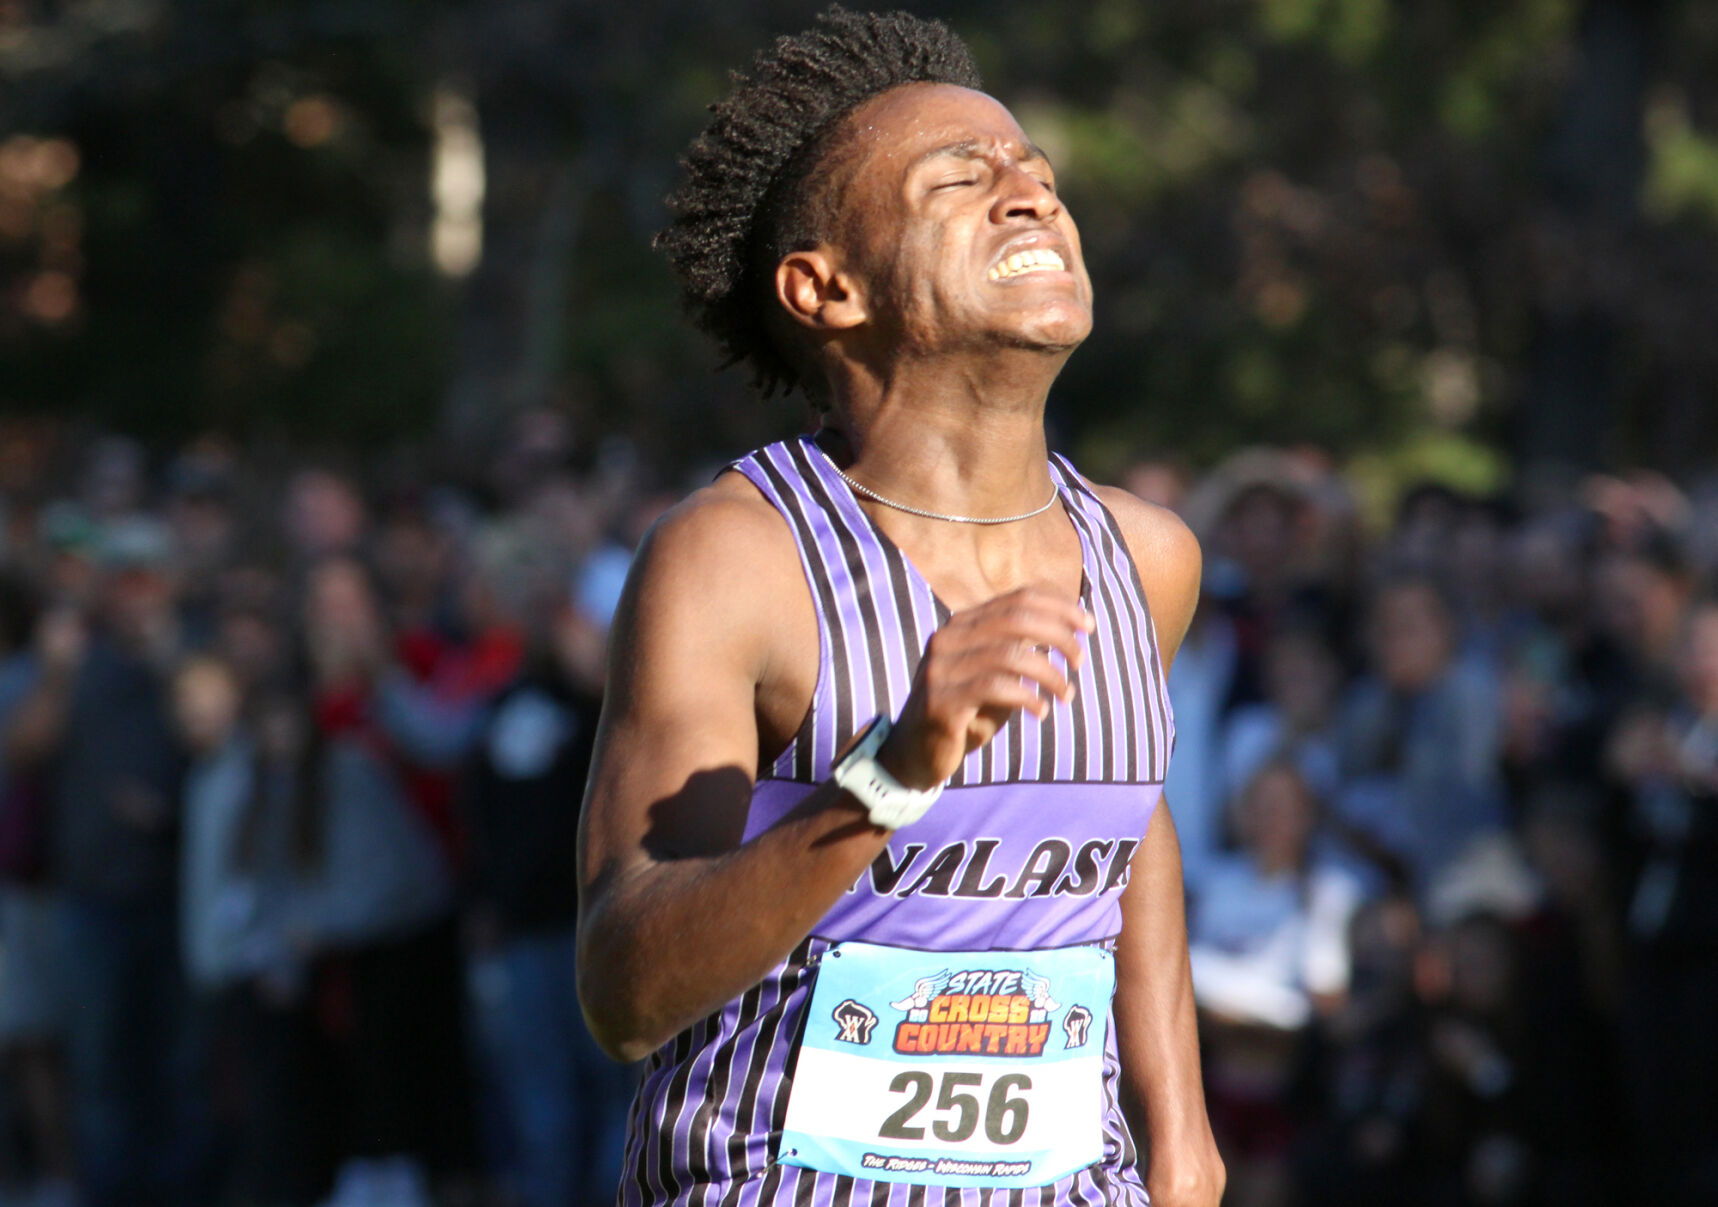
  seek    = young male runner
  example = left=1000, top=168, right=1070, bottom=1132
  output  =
left=577, top=10, right=1223, bottom=1206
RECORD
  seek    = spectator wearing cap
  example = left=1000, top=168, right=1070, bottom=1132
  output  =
left=34, top=502, right=103, bottom=614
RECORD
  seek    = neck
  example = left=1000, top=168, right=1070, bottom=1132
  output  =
left=820, top=349, right=1062, bottom=519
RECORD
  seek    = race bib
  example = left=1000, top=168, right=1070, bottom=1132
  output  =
left=780, top=941, right=1113, bottom=1188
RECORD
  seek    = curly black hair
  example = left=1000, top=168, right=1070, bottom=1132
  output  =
left=655, top=7, right=982, bottom=399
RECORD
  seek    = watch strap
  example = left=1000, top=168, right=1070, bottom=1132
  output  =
left=831, top=715, right=944, bottom=830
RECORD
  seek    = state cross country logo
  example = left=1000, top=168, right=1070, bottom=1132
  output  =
left=832, top=998, right=879, bottom=1045
left=888, top=968, right=1061, bottom=1058
left=1062, top=1004, right=1092, bottom=1049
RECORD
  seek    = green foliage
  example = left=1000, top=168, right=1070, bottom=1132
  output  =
left=0, top=0, right=1715, bottom=477
left=202, top=229, right=450, bottom=442
left=1347, top=432, right=1511, bottom=529
left=0, top=4, right=447, bottom=442
left=1645, top=93, right=1718, bottom=226
left=1259, top=0, right=1391, bottom=66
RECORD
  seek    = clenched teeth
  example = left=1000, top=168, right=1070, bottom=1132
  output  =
left=987, top=248, right=1066, bottom=281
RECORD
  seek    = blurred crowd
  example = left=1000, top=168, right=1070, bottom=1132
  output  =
left=0, top=419, right=1715, bottom=1207
left=1146, top=449, right=1718, bottom=1207
left=0, top=416, right=668, bottom=1207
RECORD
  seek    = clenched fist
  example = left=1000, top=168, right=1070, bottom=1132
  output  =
left=878, top=586, right=1093, bottom=790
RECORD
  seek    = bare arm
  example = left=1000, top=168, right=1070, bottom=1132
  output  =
left=1115, top=801, right=1224, bottom=1207
left=576, top=478, right=1091, bottom=1062
left=1096, top=488, right=1225, bottom=1207
left=575, top=483, right=881, bottom=1062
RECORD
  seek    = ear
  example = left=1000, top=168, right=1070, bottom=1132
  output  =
left=774, top=249, right=869, bottom=332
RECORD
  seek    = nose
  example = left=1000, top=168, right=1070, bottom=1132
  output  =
left=990, top=163, right=1060, bottom=223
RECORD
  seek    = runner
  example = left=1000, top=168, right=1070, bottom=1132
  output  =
left=577, top=9, right=1223, bottom=1205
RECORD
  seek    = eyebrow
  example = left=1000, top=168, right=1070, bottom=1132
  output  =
left=910, top=137, right=1053, bottom=172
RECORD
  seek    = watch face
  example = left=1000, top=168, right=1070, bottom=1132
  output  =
left=831, top=714, right=940, bottom=830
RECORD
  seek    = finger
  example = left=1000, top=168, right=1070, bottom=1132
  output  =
left=1015, top=646, right=1076, bottom=703
left=965, top=639, right=1073, bottom=702
left=951, top=610, right=1090, bottom=671
left=944, top=586, right=1089, bottom=636
left=952, top=671, right=1059, bottom=721
left=965, top=705, right=1010, bottom=750
left=984, top=586, right=1096, bottom=633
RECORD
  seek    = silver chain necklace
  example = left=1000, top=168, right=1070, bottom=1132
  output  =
left=833, top=465, right=1059, bottom=525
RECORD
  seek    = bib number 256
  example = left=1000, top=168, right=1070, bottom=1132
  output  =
left=878, top=1071, right=1031, bottom=1145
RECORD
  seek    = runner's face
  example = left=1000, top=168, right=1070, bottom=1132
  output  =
left=825, top=84, right=1093, bottom=355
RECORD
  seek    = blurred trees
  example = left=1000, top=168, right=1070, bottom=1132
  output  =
left=3, top=0, right=1718, bottom=484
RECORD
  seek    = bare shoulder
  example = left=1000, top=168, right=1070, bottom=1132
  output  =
left=1089, top=485, right=1201, bottom=574
left=620, top=471, right=808, bottom=660
left=1090, top=483, right=1202, bottom=667
left=633, top=471, right=803, bottom=585
left=611, top=470, right=816, bottom=747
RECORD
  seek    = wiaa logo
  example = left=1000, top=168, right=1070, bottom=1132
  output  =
left=1062, top=1004, right=1092, bottom=1049
left=832, top=998, right=879, bottom=1045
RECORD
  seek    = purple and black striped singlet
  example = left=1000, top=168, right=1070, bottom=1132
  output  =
left=620, top=435, right=1175, bottom=1207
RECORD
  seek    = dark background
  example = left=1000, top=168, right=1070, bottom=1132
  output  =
left=5, top=0, right=1718, bottom=488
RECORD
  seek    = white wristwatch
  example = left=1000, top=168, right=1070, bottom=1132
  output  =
left=831, top=715, right=944, bottom=830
